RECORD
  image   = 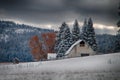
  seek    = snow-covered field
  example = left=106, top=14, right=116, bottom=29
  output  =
left=0, top=53, right=120, bottom=80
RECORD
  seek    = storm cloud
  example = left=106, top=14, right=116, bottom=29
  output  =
left=0, top=0, right=119, bottom=34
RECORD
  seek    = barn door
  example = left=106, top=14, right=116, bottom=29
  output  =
left=81, top=53, right=89, bottom=57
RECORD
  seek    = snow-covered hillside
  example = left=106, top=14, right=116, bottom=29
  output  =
left=0, top=53, right=120, bottom=80
left=0, top=21, right=54, bottom=62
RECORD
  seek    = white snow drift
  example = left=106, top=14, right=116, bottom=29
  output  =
left=0, top=53, right=120, bottom=80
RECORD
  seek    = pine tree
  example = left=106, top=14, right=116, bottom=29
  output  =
left=81, top=18, right=88, bottom=41
left=54, top=22, right=66, bottom=53
left=115, top=3, right=120, bottom=52
left=63, top=24, right=73, bottom=46
left=72, top=19, right=80, bottom=43
left=56, top=22, right=73, bottom=57
left=87, top=18, right=97, bottom=51
left=82, top=18, right=97, bottom=51
left=57, top=39, right=69, bottom=57
left=117, top=3, right=120, bottom=28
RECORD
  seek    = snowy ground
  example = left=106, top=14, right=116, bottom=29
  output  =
left=0, top=53, right=120, bottom=80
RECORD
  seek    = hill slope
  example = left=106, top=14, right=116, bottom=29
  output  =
left=0, top=21, right=54, bottom=62
left=0, top=53, right=120, bottom=80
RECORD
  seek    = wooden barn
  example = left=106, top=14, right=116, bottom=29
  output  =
left=65, top=40, right=96, bottom=58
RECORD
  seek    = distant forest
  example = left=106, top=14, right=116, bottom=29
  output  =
left=0, top=21, right=54, bottom=62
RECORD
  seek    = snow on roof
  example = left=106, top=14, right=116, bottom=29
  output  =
left=65, top=40, right=83, bottom=55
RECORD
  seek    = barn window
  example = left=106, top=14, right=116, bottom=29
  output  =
left=79, top=41, right=85, bottom=47
left=81, top=53, right=89, bottom=57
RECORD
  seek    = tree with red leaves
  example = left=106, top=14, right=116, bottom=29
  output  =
left=29, top=35, right=47, bottom=61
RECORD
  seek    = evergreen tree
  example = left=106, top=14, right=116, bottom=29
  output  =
left=63, top=24, right=73, bottom=46
left=87, top=18, right=97, bottom=51
left=81, top=18, right=88, bottom=41
left=54, top=22, right=66, bottom=53
left=115, top=3, right=120, bottom=52
left=72, top=19, right=80, bottom=43
left=82, top=18, right=97, bottom=51
left=56, top=22, right=73, bottom=57
left=57, top=39, right=69, bottom=57
left=117, top=3, right=120, bottom=28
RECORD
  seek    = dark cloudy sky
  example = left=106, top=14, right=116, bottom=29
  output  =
left=0, top=0, right=119, bottom=34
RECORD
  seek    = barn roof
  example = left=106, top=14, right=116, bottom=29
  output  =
left=65, top=40, right=83, bottom=55
left=65, top=39, right=92, bottom=56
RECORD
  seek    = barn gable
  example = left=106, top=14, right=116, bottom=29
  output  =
left=65, top=40, right=96, bottom=58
